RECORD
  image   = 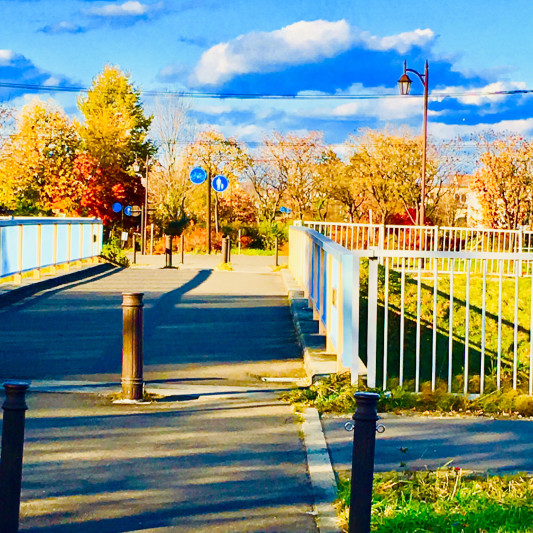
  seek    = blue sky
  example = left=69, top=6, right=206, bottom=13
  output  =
left=2, top=0, right=533, bottom=147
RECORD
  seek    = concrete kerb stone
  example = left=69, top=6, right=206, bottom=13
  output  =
left=302, top=408, right=341, bottom=533
left=0, top=262, right=118, bottom=306
left=279, top=268, right=341, bottom=532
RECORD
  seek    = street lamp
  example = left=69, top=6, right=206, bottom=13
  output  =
left=398, top=59, right=429, bottom=226
left=141, top=156, right=149, bottom=255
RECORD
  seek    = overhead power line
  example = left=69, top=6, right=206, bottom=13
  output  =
left=0, top=81, right=532, bottom=101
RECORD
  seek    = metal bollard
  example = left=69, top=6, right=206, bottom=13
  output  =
left=226, top=237, right=231, bottom=263
left=221, top=237, right=228, bottom=264
left=165, top=235, right=172, bottom=268
left=132, top=233, right=137, bottom=264
left=274, top=236, right=279, bottom=267
left=0, top=381, right=30, bottom=533
left=121, top=293, right=144, bottom=400
left=180, top=234, right=184, bottom=264
left=348, top=392, right=380, bottom=533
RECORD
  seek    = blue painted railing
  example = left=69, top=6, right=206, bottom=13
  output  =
left=0, top=217, right=103, bottom=282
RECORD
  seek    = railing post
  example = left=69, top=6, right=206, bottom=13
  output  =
left=349, top=392, right=380, bottom=533
left=122, top=293, right=144, bottom=401
left=366, top=256, right=378, bottom=388
left=0, top=381, right=30, bottom=533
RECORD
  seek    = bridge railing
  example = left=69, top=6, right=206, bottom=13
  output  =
left=0, top=217, right=103, bottom=283
left=303, top=221, right=533, bottom=276
left=289, top=224, right=533, bottom=396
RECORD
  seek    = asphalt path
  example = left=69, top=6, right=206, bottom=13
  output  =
left=323, top=412, right=533, bottom=474
left=0, top=255, right=317, bottom=532
left=0, top=255, right=301, bottom=384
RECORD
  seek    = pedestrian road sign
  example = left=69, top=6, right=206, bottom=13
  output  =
left=124, top=205, right=133, bottom=216
left=212, top=175, right=229, bottom=193
left=190, top=167, right=207, bottom=185
left=112, top=202, right=122, bottom=213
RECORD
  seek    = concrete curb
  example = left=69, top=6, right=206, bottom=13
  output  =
left=302, top=408, right=341, bottom=533
left=279, top=269, right=341, bottom=531
left=0, top=262, right=119, bottom=306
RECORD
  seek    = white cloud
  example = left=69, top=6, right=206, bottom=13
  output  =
left=0, top=49, right=15, bottom=66
left=192, top=20, right=352, bottom=86
left=359, top=28, right=435, bottom=54
left=191, top=20, right=435, bottom=86
left=435, top=81, right=528, bottom=106
left=429, top=117, right=533, bottom=139
left=88, top=1, right=150, bottom=17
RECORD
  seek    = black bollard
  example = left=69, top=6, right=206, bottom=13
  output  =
left=0, top=381, right=30, bottom=533
left=349, top=392, right=380, bottom=533
left=274, top=236, right=279, bottom=267
left=122, top=293, right=144, bottom=400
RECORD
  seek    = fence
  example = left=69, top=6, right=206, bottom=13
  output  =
left=303, top=221, right=533, bottom=275
left=289, top=225, right=533, bottom=396
left=0, top=217, right=103, bottom=282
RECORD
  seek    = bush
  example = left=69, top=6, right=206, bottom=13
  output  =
left=100, top=239, right=129, bottom=267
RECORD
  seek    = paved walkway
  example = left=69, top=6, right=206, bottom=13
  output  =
left=0, top=253, right=320, bottom=532
left=322, top=413, right=533, bottom=475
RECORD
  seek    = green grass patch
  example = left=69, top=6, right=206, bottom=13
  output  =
left=353, top=260, right=533, bottom=393
left=282, top=374, right=533, bottom=417
left=230, top=247, right=276, bottom=256
left=336, top=469, right=533, bottom=532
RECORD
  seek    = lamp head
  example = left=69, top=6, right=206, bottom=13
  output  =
left=398, top=73, right=412, bottom=95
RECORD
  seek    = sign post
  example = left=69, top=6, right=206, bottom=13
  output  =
left=189, top=167, right=229, bottom=255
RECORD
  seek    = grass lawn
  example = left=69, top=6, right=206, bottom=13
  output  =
left=337, top=469, right=533, bottom=532
left=359, top=260, right=533, bottom=393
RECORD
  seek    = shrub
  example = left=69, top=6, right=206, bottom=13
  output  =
left=100, top=239, right=129, bottom=267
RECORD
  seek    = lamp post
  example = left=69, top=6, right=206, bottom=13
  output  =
left=398, top=59, right=429, bottom=226
left=141, top=156, right=149, bottom=255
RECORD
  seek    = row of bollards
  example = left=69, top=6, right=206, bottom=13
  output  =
left=0, top=381, right=29, bottom=533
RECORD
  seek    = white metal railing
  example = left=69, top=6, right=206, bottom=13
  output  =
left=304, top=221, right=533, bottom=275
left=290, top=225, right=533, bottom=395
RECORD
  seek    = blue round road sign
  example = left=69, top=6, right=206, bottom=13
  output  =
left=124, top=205, right=133, bottom=216
left=190, top=167, right=207, bottom=185
left=212, top=175, right=229, bottom=193
left=112, top=202, right=122, bottom=213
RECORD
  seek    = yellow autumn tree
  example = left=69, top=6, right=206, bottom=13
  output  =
left=471, top=134, right=533, bottom=229
left=0, top=98, right=80, bottom=214
left=348, top=130, right=439, bottom=224
left=262, top=131, right=324, bottom=220
left=183, top=129, right=249, bottom=231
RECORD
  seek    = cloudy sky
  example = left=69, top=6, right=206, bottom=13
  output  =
left=2, top=0, right=533, bottom=146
